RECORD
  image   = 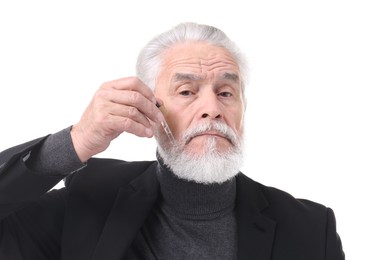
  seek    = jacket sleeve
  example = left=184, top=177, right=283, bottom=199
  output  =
left=0, top=136, right=69, bottom=259
left=325, top=207, right=345, bottom=260
left=0, top=136, right=66, bottom=219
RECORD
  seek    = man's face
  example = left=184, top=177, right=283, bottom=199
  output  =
left=155, top=42, right=245, bottom=155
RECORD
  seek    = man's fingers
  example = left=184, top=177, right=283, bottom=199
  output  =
left=108, top=115, right=154, bottom=138
left=98, top=86, right=163, bottom=123
left=71, top=77, right=162, bottom=160
left=106, top=102, right=153, bottom=129
left=110, top=90, right=163, bottom=123
left=104, top=77, right=157, bottom=104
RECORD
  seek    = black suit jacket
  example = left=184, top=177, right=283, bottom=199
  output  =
left=0, top=137, right=344, bottom=259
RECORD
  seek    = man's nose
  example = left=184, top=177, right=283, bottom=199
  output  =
left=200, top=92, right=222, bottom=119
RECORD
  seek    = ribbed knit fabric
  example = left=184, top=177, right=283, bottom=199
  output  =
left=26, top=127, right=85, bottom=175
left=125, top=156, right=238, bottom=259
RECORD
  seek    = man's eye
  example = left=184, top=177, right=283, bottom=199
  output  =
left=179, top=90, right=193, bottom=96
left=218, top=92, right=232, bottom=97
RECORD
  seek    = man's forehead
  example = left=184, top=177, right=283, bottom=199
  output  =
left=162, top=42, right=239, bottom=69
left=156, top=42, right=242, bottom=90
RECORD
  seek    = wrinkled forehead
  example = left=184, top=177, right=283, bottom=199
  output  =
left=160, top=42, right=241, bottom=80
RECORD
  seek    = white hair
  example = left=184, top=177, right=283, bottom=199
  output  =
left=136, top=22, right=247, bottom=95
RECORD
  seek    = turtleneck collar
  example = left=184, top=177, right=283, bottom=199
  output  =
left=156, top=153, right=237, bottom=220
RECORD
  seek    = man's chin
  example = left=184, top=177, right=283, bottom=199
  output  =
left=183, top=136, right=234, bottom=156
left=161, top=151, right=243, bottom=184
left=157, top=141, right=244, bottom=184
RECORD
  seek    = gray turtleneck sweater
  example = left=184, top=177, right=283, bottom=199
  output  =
left=125, top=159, right=238, bottom=259
left=28, top=128, right=238, bottom=259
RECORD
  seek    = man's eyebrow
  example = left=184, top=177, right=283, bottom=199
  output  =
left=220, top=72, right=239, bottom=83
left=172, top=73, right=204, bottom=82
left=171, top=72, right=239, bottom=83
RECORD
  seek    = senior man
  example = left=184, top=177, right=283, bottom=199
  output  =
left=0, top=22, right=344, bottom=259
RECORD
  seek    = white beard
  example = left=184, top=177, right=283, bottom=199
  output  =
left=155, top=121, right=244, bottom=184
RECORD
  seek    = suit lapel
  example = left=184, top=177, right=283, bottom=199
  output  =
left=61, top=162, right=159, bottom=260
left=92, top=163, right=159, bottom=260
left=236, top=174, right=276, bottom=260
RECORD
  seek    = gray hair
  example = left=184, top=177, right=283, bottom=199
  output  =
left=136, top=22, right=247, bottom=93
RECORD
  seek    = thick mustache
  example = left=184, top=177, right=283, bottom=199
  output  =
left=183, top=122, right=238, bottom=145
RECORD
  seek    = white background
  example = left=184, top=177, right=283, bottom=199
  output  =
left=1, top=0, right=367, bottom=258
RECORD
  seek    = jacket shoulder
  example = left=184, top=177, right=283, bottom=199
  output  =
left=65, top=158, right=157, bottom=191
left=259, top=184, right=326, bottom=213
left=237, top=174, right=328, bottom=217
left=252, top=179, right=344, bottom=259
left=253, top=179, right=331, bottom=246
left=259, top=182, right=328, bottom=219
